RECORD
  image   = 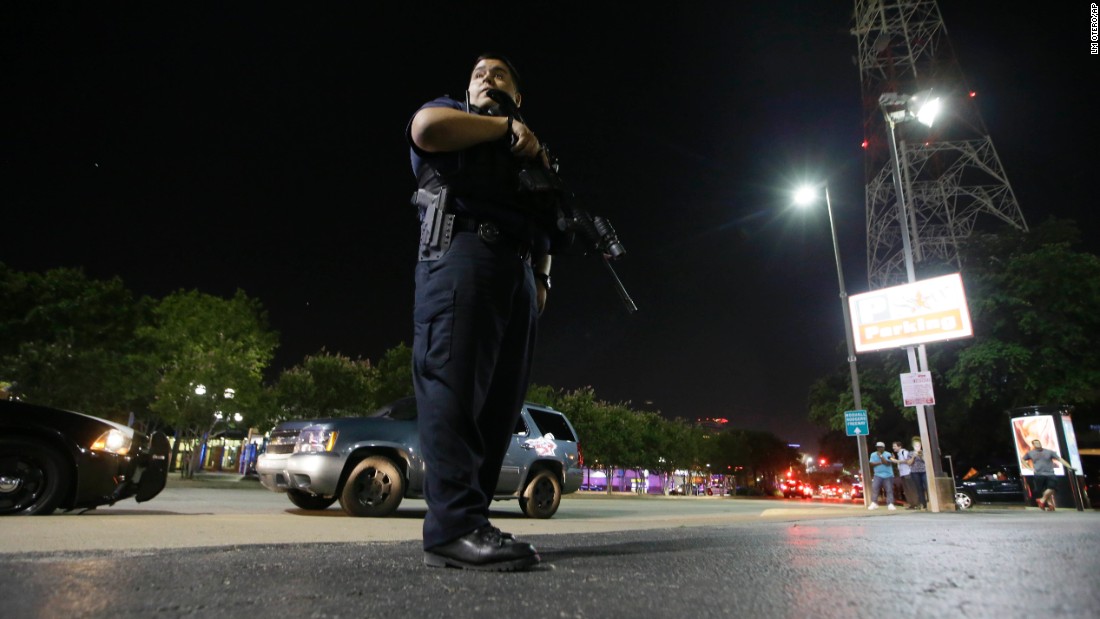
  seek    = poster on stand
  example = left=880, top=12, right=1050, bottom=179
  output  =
left=1010, top=415, right=1064, bottom=476
left=1060, top=413, right=1084, bottom=472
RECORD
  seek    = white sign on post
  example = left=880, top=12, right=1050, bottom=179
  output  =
left=900, top=372, right=935, bottom=406
left=848, top=273, right=974, bottom=353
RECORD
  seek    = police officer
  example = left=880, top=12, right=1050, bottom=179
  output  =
left=407, top=53, right=553, bottom=571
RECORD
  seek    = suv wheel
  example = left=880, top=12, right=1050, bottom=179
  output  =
left=286, top=489, right=337, bottom=511
left=519, top=469, right=561, bottom=519
left=339, top=456, right=404, bottom=517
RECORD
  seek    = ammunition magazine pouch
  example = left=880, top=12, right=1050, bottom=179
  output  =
left=413, top=186, right=454, bottom=262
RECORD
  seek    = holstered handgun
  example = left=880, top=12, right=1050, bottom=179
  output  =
left=412, top=186, right=454, bottom=262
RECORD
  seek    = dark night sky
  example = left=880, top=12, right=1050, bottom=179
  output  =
left=4, top=2, right=1096, bottom=452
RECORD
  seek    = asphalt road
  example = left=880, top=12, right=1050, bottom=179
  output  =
left=2, top=478, right=1097, bottom=619
left=0, top=475, right=868, bottom=553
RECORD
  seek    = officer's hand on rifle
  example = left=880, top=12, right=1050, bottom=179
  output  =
left=509, top=119, right=542, bottom=159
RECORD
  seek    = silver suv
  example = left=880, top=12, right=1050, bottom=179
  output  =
left=256, top=397, right=582, bottom=519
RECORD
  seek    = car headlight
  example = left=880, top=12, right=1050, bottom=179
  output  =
left=295, top=427, right=339, bottom=454
left=91, top=428, right=133, bottom=455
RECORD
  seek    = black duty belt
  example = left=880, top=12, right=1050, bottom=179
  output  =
left=452, top=214, right=532, bottom=262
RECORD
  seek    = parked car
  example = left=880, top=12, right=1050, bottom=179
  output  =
left=0, top=399, right=170, bottom=515
left=954, top=465, right=1026, bottom=510
left=256, top=397, right=582, bottom=519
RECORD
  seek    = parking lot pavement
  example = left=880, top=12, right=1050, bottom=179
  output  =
left=1, top=482, right=870, bottom=554
left=6, top=476, right=1052, bottom=556
left=2, top=507, right=1097, bottom=619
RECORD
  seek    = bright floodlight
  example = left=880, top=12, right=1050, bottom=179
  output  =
left=915, top=96, right=942, bottom=127
left=793, top=185, right=818, bottom=206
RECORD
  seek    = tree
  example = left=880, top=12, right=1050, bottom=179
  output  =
left=270, top=342, right=413, bottom=425
left=946, top=220, right=1100, bottom=411
left=807, top=343, right=905, bottom=433
left=367, top=342, right=414, bottom=410
left=140, top=289, right=278, bottom=476
left=628, top=411, right=674, bottom=492
left=272, top=350, right=374, bottom=422
left=741, top=429, right=800, bottom=490
left=659, top=419, right=702, bottom=493
left=539, top=386, right=605, bottom=475
left=710, top=429, right=751, bottom=490
left=936, top=219, right=1100, bottom=460
left=526, top=383, right=564, bottom=409
left=0, top=264, right=154, bottom=421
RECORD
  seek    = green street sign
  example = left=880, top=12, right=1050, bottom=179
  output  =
left=845, top=410, right=869, bottom=437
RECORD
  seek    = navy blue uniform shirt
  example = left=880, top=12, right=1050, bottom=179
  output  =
left=407, top=95, right=551, bottom=255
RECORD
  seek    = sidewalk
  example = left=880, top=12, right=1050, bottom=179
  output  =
left=168, top=470, right=264, bottom=489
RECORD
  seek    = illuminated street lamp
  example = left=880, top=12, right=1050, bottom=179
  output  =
left=794, top=182, right=873, bottom=507
left=880, top=91, right=942, bottom=127
left=878, top=91, right=947, bottom=512
left=193, top=384, right=235, bottom=400
left=212, top=388, right=238, bottom=420
left=878, top=91, right=942, bottom=272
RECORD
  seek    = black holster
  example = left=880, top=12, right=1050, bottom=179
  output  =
left=413, top=186, right=454, bottom=262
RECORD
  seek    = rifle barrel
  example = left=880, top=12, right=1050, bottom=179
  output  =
left=601, top=257, right=638, bottom=314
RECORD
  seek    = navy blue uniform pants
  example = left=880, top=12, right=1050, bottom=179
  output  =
left=412, top=231, right=538, bottom=549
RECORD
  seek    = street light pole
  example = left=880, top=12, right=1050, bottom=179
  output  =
left=880, top=93, right=946, bottom=512
left=797, top=183, right=873, bottom=507
left=823, top=186, right=874, bottom=508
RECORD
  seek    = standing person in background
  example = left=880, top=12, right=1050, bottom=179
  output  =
left=906, top=437, right=928, bottom=510
left=868, top=441, right=896, bottom=510
left=892, top=440, right=915, bottom=509
left=1022, top=439, right=1075, bottom=511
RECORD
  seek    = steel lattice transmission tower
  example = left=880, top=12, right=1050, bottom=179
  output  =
left=851, top=0, right=1028, bottom=289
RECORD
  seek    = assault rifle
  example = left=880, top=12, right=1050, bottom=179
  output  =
left=485, top=89, right=637, bottom=314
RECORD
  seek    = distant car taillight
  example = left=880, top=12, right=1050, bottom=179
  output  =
left=577, top=443, right=584, bottom=467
